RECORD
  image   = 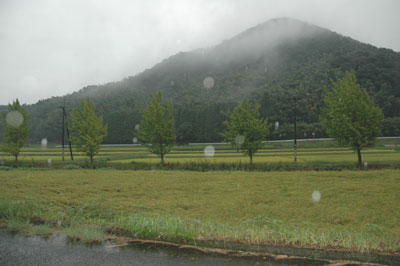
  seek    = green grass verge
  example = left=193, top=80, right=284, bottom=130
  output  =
left=1, top=138, right=399, bottom=167
left=1, top=169, right=399, bottom=253
left=64, top=226, right=105, bottom=242
left=4, top=218, right=53, bottom=237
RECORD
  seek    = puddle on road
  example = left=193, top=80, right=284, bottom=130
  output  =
left=0, top=230, right=286, bottom=266
left=1, top=230, right=388, bottom=266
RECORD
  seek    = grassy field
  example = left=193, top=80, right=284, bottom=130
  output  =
left=1, top=169, right=400, bottom=253
left=1, top=138, right=400, bottom=166
left=1, top=139, right=399, bottom=253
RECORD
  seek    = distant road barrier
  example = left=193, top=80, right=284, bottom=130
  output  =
left=189, top=136, right=400, bottom=146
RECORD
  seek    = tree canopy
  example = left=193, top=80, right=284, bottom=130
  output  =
left=0, top=99, right=29, bottom=161
left=320, top=72, right=384, bottom=166
left=221, top=100, right=268, bottom=164
left=69, top=99, right=108, bottom=164
left=138, top=91, right=176, bottom=164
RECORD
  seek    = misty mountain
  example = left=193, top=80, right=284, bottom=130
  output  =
left=1, top=18, right=400, bottom=143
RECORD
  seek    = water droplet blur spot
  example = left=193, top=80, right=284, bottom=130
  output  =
left=176, top=39, right=182, bottom=45
left=41, top=138, right=48, bottom=148
left=312, top=190, right=321, bottom=203
left=204, top=145, right=215, bottom=157
left=57, top=220, right=62, bottom=226
left=47, top=158, right=52, bottom=167
left=364, top=161, right=368, bottom=170
left=170, top=80, right=175, bottom=86
left=203, top=77, right=215, bottom=89
left=274, top=121, right=279, bottom=130
left=235, top=135, right=245, bottom=146
left=135, top=124, right=140, bottom=131
left=133, top=137, right=138, bottom=144
left=5, top=111, right=23, bottom=127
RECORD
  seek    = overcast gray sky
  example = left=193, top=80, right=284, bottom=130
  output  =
left=0, top=0, right=399, bottom=105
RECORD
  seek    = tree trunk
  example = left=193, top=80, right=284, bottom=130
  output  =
left=249, top=152, right=253, bottom=165
left=161, top=153, right=165, bottom=165
left=90, top=155, right=93, bottom=165
left=15, top=154, right=18, bottom=162
left=357, top=148, right=362, bottom=168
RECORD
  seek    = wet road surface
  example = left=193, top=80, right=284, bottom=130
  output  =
left=0, top=231, right=280, bottom=266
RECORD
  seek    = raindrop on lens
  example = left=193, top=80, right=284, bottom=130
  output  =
left=41, top=138, right=48, bottom=148
left=235, top=135, right=245, bottom=145
left=274, top=121, right=279, bottom=130
left=203, top=77, right=215, bottom=89
left=312, top=191, right=321, bottom=202
left=47, top=158, right=52, bottom=167
left=133, top=137, right=138, bottom=144
left=364, top=162, right=368, bottom=170
left=204, top=145, right=215, bottom=157
left=5, top=111, right=23, bottom=127
left=135, top=124, right=140, bottom=131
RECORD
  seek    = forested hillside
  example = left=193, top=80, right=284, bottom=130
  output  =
left=1, top=18, right=400, bottom=144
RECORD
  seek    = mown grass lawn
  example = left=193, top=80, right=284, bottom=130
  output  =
left=1, top=169, right=399, bottom=253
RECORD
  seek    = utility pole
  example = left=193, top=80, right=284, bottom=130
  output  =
left=61, top=107, right=65, bottom=161
left=58, top=105, right=74, bottom=161
left=63, top=107, right=74, bottom=161
left=294, top=96, right=297, bottom=163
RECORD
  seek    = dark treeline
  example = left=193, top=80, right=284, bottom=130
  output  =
left=1, top=18, right=400, bottom=144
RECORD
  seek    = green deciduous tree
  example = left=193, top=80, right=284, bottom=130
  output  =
left=0, top=99, right=29, bottom=161
left=138, top=92, right=176, bottom=164
left=221, top=100, right=269, bottom=164
left=69, top=99, right=108, bottom=164
left=320, top=72, right=384, bottom=167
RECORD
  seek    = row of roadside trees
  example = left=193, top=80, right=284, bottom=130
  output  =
left=1, top=72, right=384, bottom=167
left=137, top=72, right=383, bottom=167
